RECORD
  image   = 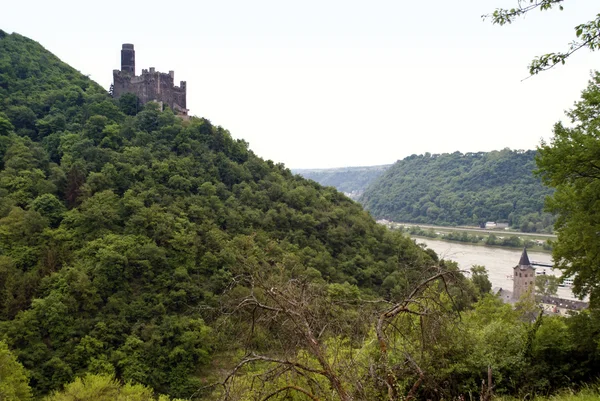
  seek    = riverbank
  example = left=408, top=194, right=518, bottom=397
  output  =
left=409, top=233, right=552, bottom=253
left=414, top=238, right=577, bottom=301
left=378, top=221, right=555, bottom=253
left=396, top=222, right=556, bottom=239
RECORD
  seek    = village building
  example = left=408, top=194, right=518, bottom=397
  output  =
left=513, top=248, right=536, bottom=301
left=493, top=248, right=588, bottom=315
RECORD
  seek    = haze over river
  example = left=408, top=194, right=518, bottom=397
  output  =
left=416, top=238, right=578, bottom=300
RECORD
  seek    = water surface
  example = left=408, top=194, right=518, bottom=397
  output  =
left=416, top=238, right=577, bottom=300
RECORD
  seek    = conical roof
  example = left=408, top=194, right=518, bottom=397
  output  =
left=519, top=247, right=531, bottom=266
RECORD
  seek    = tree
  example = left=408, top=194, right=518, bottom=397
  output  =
left=471, top=265, right=493, bottom=296
left=118, top=93, right=140, bottom=116
left=0, top=116, right=14, bottom=136
left=209, top=258, right=462, bottom=401
left=44, top=374, right=183, bottom=401
left=0, top=340, right=32, bottom=401
left=536, top=71, right=600, bottom=304
left=485, top=0, right=600, bottom=75
left=30, top=193, right=67, bottom=227
left=535, top=274, right=560, bottom=297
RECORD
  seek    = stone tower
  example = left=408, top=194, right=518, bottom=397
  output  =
left=513, top=248, right=536, bottom=300
left=112, top=44, right=188, bottom=116
left=120, top=44, right=135, bottom=75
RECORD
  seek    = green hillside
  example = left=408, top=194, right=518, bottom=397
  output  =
left=360, top=149, right=555, bottom=232
left=0, top=31, right=439, bottom=398
left=294, top=164, right=390, bottom=199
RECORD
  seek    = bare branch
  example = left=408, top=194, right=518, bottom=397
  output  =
left=483, top=1, right=600, bottom=75
left=262, top=385, right=321, bottom=401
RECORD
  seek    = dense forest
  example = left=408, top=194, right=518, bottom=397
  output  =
left=294, top=165, right=389, bottom=200
left=360, top=150, right=555, bottom=232
left=1, top=31, right=600, bottom=401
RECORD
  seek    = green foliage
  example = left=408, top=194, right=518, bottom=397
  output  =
left=117, top=93, right=141, bottom=116
left=361, top=149, right=555, bottom=231
left=0, top=31, right=438, bottom=398
left=2, top=29, right=599, bottom=401
left=402, top=225, right=536, bottom=250
left=218, top=284, right=600, bottom=400
left=537, top=71, right=600, bottom=305
left=496, top=385, right=600, bottom=401
left=486, top=233, right=534, bottom=248
left=471, top=265, right=492, bottom=296
left=536, top=274, right=560, bottom=296
left=43, top=373, right=183, bottom=401
left=0, top=116, right=14, bottom=136
left=0, top=340, right=32, bottom=401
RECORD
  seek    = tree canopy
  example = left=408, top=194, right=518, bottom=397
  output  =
left=537, top=71, right=600, bottom=304
left=0, top=30, right=439, bottom=398
left=360, top=149, right=554, bottom=231
left=0, top=340, right=32, bottom=401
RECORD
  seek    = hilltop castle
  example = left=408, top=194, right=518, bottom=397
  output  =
left=112, top=44, right=188, bottom=116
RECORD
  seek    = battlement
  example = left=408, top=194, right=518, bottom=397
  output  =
left=112, top=44, right=188, bottom=116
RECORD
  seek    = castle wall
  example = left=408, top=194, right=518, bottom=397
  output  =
left=113, top=69, right=187, bottom=115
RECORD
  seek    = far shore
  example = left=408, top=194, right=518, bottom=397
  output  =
left=407, top=233, right=552, bottom=254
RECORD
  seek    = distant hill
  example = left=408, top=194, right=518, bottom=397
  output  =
left=359, top=150, right=555, bottom=232
left=294, top=164, right=390, bottom=199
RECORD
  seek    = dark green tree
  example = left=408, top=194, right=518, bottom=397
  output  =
left=537, top=71, right=600, bottom=304
left=117, top=93, right=141, bottom=116
left=0, top=116, right=14, bottom=136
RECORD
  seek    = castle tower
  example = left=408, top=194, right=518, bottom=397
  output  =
left=513, top=248, right=536, bottom=300
left=121, top=44, right=135, bottom=75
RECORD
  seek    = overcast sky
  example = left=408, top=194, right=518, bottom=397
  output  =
left=3, top=1, right=599, bottom=168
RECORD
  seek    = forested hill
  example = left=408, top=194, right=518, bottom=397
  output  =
left=293, top=164, right=390, bottom=199
left=0, top=31, right=438, bottom=398
left=360, top=150, right=555, bottom=231
left=3, top=30, right=600, bottom=401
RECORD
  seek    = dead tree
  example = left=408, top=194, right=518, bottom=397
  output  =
left=204, top=265, right=462, bottom=401
left=375, top=269, right=459, bottom=401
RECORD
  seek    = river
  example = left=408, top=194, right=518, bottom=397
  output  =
left=415, top=238, right=578, bottom=300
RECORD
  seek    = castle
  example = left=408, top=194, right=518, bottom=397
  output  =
left=112, top=44, right=188, bottom=116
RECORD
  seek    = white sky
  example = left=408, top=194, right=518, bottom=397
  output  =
left=3, top=1, right=599, bottom=168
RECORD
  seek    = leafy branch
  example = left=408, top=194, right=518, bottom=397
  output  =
left=483, top=1, right=600, bottom=75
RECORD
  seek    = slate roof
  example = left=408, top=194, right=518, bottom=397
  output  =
left=519, top=247, right=531, bottom=266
